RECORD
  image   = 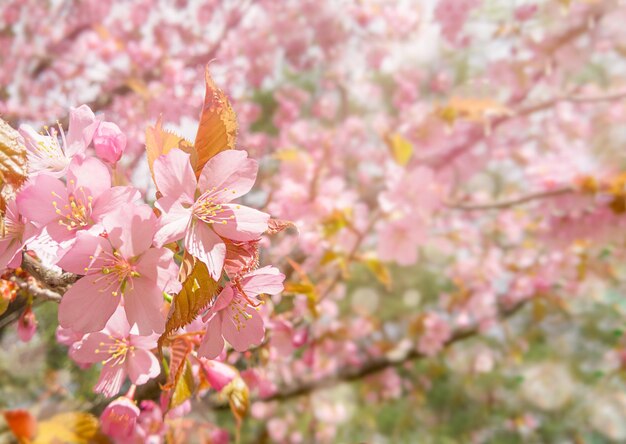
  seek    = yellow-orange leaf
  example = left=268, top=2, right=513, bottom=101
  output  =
left=33, top=412, right=106, bottom=444
left=159, top=259, right=220, bottom=351
left=385, top=133, right=414, bottom=166
left=364, top=256, right=393, bottom=291
left=169, top=359, right=195, bottom=409
left=193, top=67, right=237, bottom=177
left=0, top=118, right=27, bottom=210
left=145, top=116, right=196, bottom=185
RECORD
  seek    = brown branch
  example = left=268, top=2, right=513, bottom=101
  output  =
left=9, top=276, right=62, bottom=303
left=21, top=253, right=77, bottom=291
left=445, top=186, right=574, bottom=211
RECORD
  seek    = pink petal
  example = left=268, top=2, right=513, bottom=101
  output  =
left=95, top=364, right=127, bottom=398
left=58, top=276, right=120, bottom=333
left=153, top=149, right=197, bottom=203
left=91, top=186, right=141, bottom=222
left=0, top=239, right=21, bottom=270
left=66, top=104, right=98, bottom=154
left=129, top=333, right=159, bottom=350
left=72, top=331, right=111, bottom=364
left=103, top=204, right=156, bottom=258
left=212, top=204, right=269, bottom=242
left=104, top=305, right=132, bottom=338
left=203, top=286, right=235, bottom=320
left=197, top=315, right=225, bottom=359
left=126, top=348, right=160, bottom=385
left=197, top=150, right=258, bottom=201
left=67, top=157, right=111, bottom=197
left=16, top=175, right=68, bottom=226
left=153, top=199, right=192, bottom=246
left=56, top=232, right=110, bottom=275
left=242, top=266, right=285, bottom=297
left=135, top=247, right=175, bottom=290
left=221, top=305, right=265, bottom=352
left=123, top=278, right=165, bottom=335
left=185, top=220, right=226, bottom=280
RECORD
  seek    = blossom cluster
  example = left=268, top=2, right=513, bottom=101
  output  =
left=0, top=102, right=284, bottom=441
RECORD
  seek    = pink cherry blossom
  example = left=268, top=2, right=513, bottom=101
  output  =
left=417, top=313, right=452, bottom=357
left=16, top=156, right=139, bottom=244
left=18, top=104, right=100, bottom=177
left=198, top=266, right=285, bottom=359
left=153, top=148, right=269, bottom=280
left=57, top=205, right=175, bottom=334
left=72, top=306, right=161, bottom=397
left=93, top=121, right=127, bottom=164
left=17, top=306, right=37, bottom=342
left=100, top=395, right=140, bottom=440
left=376, top=216, right=426, bottom=266
left=0, top=199, right=36, bottom=271
left=200, top=358, right=238, bottom=391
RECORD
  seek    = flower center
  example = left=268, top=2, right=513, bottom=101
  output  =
left=192, top=189, right=235, bottom=225
left=95, top=336, right=134, bottom=366
left=85, top=250, right=141, bottom=297
left=52, top=184, right=94, bottom=231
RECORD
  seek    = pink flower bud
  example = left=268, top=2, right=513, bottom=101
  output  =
left=100, top=396, right=140, bottom=440
left=201, top=359, right=238, bottom=392
left=17, top=306, right=37, bottom=342
left=93, top=122, right=126, bottom=164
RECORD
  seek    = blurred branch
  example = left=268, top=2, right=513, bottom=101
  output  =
left=194, top=300, right=529, bottom=412
left=445, top=186, right=574, bottom=211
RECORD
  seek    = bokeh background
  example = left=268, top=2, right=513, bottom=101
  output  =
left=4, top=0, right=626, bottom=442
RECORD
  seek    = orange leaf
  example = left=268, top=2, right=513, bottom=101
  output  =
left=193, top=67, right=238, bottom=177
left=3, top=409, right=37, bottom=443
left=145, top=116, right=196, bottom=186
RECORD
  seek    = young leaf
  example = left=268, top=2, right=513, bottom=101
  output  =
left=159, top=259, right=220, bottom=351
left=193, top=67, right=238, bottom=177
left=145, top=116, right=196, bottom=184
left=169, top=360, right=195, bottom=409
left=384, top=133, right=414, bottom=166
left=33, top=412, right=106, bottom=444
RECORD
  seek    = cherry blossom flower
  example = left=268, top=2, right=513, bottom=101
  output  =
left=57, top=205, right=175, bottom=334
left=16, top=157, right=139, bottom=244
left=153, top=148, right=269, bottom=279
left=0, top=199, right=36, bottom=271
left=18, top=105, right=100, bottom=177
left=17, top=306, right=37, bottom=342
left=100, top=395, right=140, bottom=440
left=417, top=313, right=452, bottom=356
left=198, top=266, right=285, bottom=359
left=377, top=216, right=426, bottom=266
left=72, top=306, right=160, bottom=397
left=94, top=121, right=127, bottom=164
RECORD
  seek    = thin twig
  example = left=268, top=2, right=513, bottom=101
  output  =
left=445, top=187, right=574, bottom=211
